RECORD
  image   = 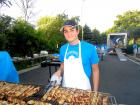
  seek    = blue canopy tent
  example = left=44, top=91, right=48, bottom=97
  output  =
left=0, top=51, right=19, bottom=83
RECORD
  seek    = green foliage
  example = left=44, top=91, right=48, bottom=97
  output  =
left=0, top=15, right=13, bottom=33
left=7, top=19, right=41, bottom=56
left=91, top=28, right=101, bottom=44
left=132, top=27, right=140, bottom=39
left=0, top=13, right=104, bottom=57
left=107, top=10, right=140, bottom=33
left=106, top=10, right=140, bottom=46
left=137, top=38, right=140, bottom=46
left=83, top=24, right=92, bottom=34
left=37, top=14, right=66, bottom=52
left=82, top=24, right=92, bottom=40
left=111, top=10, right=140, bottom=33
left=0, top=13, right=83, bottom=56
left=0, top=33, right=7, bottom=50
left=37, top=14, right=81, bottom=53
left=128, top=39, right=134, bottom=45
left=100, top=32, right=107, bottom=44
left=0, top=15, right=13, bottom=50
left=81, top=25, right=106, bottom=45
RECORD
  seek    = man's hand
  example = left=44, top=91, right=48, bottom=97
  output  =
left=54, top=63, right=64, bottom=77
left=51, top=74, right=62, bottom=85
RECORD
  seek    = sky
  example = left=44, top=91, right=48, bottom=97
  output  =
left=1, top=0, right=140, bottom=32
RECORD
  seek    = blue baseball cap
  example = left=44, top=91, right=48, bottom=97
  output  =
left=60, top=20, right=78, bottom=31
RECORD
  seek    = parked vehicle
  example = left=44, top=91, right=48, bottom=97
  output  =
left=107, top=33, right=127, bottom=54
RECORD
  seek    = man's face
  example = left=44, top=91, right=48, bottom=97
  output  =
left=63, top=26, right=79, bottom=43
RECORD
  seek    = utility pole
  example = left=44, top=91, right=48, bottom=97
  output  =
left=81, top=0, right=85, bottom=40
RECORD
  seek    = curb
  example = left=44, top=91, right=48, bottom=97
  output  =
left=18, top=65, right=41, bottom=74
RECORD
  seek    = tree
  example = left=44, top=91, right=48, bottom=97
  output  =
left=82, top=24, right=92, bottom=40
left=0, top=0, right=11, bottom=8
left=83, top=24, right=92, bottom=34
left=106, top=10, right=140, bottom=45
left=0, top=33, right=7, bottom=50
left=91, top=28, right=101, bottom=44
left=0, top=15, right=13, bottom=50
left=37, top=14, right=83, bottom=52
left=37, top=14, right=69, bottom=52
left=132, top=27, right=140, bottom=45
left=7, top=19, right=38, bottom=56
left=100, top=32, right=107, bottom=44
left=14, top=0, right=35, bottom=22
left=0, top=15, right=13, bottom=33
left=107, top=10, right=140, bottom=33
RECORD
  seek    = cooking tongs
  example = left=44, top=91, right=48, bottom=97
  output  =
left=24, top=80, right=57, bottom=101
left=38, top=80, right=57, bottom=96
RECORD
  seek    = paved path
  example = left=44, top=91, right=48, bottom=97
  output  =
left=99, top=55, right=140, bottom=105
left=115, top=48, right=127, bottom=61
left=19, top=66, right=57, bottom=85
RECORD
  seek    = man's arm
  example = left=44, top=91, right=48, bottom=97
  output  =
left=92, top=64, right=100, bottom=91
left=54, top=62, right=64, bottom=77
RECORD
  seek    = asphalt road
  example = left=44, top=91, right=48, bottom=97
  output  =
left=19, top=54, right=140, bottom=105
left=19, top=66, right=57, bottom=85
left=99, top=55, right=140, bottom=105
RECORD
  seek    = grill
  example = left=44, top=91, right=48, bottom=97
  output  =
left=0, top=81, right=117, bottom=105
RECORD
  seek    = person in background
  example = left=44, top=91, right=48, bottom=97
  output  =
left=51, top=20, right=100, bottom=91
left=133, top=42, right=138, bottom=57
left=0, top=51, right=19, bottom=83
left=96, top=46, right=103, bottom=61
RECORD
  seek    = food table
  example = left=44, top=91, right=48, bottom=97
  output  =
left=0, top=81, right=118, bottom=105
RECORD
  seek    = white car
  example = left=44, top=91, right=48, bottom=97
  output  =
left=40, top=51, right=48, bottom=56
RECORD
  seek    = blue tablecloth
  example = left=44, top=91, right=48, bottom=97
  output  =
left=0, top=51, right=19, bottom=83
